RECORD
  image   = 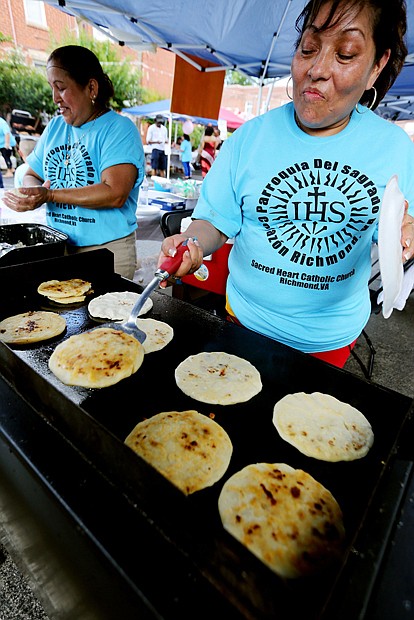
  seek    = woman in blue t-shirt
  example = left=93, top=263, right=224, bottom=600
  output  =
left=3, top=45, right=145, bottom=279
left=157, top=0, right=414, bottom=367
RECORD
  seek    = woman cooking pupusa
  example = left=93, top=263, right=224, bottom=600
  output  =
left=3, top=45, right=145, bottom=279
left=160, top=0, right=414, bottom=368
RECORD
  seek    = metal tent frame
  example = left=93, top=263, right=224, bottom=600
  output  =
left=38, top=0, right=414, bottom=117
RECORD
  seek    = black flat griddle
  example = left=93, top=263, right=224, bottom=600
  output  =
left=0, top=248, right=412, bottom=619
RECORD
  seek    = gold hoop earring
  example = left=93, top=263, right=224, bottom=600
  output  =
left=285, top=76, right=293, bottom=101
left=355, top=86, right=377, bottom=114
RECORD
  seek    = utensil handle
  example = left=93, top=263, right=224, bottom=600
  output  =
left=126, top=240, right=189, bottom=326
left=159, top=240, right=189, bottom=276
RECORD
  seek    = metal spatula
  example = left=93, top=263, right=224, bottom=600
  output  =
left=93, top=240, right=189, bottom=344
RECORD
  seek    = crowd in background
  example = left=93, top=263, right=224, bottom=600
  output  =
left=145, top=116, right=223, bottom=180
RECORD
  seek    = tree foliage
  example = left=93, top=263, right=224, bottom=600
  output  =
left=51, top=29, right=147, bottom=110
left=0, top=31, right=11, bottom=44
left=0, top=50, right=54, bottom=119
left=0, top=28, right=153, bottom=121
left=225, top=70, right=252, bottom=86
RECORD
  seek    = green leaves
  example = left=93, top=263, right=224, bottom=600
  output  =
left=50, top=30, right=146, bottom=110
left=0, top=31, right=151, bottom=122
left=0, top=50, right=54, bottom=120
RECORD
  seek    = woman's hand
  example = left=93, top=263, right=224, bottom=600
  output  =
left=158, top=234, right=203, bottom=287
left=3, top=181, right=51, bottom=212
left=402, top=200, right=414, bottom=262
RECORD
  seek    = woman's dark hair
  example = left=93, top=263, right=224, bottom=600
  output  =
left=204, top=126, right=214, bottom=136
left=183, top=134, right=190, bottom=141
left=294, top=0, right=408, bottom=108
left=47, top=45, right=115, bottom=107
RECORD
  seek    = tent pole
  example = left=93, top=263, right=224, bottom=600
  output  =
left=257, top=84, right=263, bottom=117
left=265, top=78, right=278, bottom=113
left=257, top=0, right=293, bottom=115
left=167, top=112, right=172, bottom=180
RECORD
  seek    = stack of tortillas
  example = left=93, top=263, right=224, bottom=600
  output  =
left=0, top=310, right=66, bottom=344
left=38, top=278, right=92, bottom=304
left=49, top=327, right=144, bottom=388
left=125, top=410, right=233, bottom=495
left=218, top=462, right=345, bottom=578
left=272, top=392, right=374, bottom=462
left=175, top=351, right=262, bottom=405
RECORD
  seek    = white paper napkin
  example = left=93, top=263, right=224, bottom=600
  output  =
left=377, top=175, right=405, bottom=318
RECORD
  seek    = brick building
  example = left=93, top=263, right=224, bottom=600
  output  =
left=221, top=81, right=290, bottom=120
left=0, top=0, right=147, bottom=80
left=1, top=0, right=91, bottom=65
left=0, top=0, right=175, bottom=85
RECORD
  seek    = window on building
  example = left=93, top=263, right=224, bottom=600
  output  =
left=24, top=0, right=47, bottom=28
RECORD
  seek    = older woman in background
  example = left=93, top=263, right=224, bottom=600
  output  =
left=4, top=45, right=144, bottom=279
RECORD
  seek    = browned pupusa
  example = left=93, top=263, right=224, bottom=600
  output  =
left=218, top=462, right=345, bottom=578
left=175, top=351, right=262, bottom=405
left=125, top=410, right=233, bottom=494
left=49, top=327, right=144, bottom=388
left=273, top=392, right=374, bottom=461
left=0, top=310, right=66, bottom=344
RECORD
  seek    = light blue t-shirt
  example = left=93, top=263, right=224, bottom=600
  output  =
left=0, top=117, right=12, bottom=149
left=180, top=139, right=192, bottom=163
left=193, top=102, right=414, bottom=353
left=28, top=111, right=144, bottom=246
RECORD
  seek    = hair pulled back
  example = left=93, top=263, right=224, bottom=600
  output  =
left=47, top=45, right=115, bottom=107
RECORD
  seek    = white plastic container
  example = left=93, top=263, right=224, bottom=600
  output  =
left=139, top=176, right=149, bottom=206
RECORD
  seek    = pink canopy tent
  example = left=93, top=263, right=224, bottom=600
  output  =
left=123, top=99, right=245, bottom=129
left=218, top=107, right=245, bottom=129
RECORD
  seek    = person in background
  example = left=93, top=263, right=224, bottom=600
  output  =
left=0, top=116, right=15, bottom=178
left=198, top=126, right=216, bottom=178
left=166, top=136, right=183, bottom=176
left=173, top=136, right=183, bottom=149
left=158, top=0, right=414, bottom=369
left=146, top=114, right=168, bottom=177
left=180, top=133, right=192, bottom=179
left=3, top=45, right=145, bottom=280
left=213, top=126, right=222, bottom=151
left=14, top=139, right=36, bottom=188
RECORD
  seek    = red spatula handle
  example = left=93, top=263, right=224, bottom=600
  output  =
left=159, top=240, right=189, bottom=276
